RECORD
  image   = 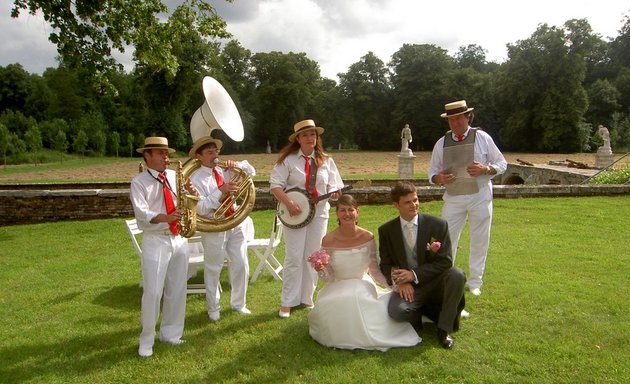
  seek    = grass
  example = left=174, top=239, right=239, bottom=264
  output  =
left=1, top=196, right=629, bottom=383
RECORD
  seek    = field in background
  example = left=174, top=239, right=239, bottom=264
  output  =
left=2, top=151, right=628, bottom=183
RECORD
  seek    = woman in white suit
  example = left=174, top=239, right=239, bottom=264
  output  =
left=270, top=119, right=344, bottom=318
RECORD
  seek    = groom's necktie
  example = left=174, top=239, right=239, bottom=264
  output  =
left=405, top=222, right=416, bottom=250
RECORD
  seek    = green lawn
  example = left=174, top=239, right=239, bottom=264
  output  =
left=1, top=196, right=629, bottom=383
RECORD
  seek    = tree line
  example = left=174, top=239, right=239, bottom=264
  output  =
left=1, top=3, right=630, bottom=165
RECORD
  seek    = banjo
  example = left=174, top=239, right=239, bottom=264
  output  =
left=277, top=186, right=352, bottom=229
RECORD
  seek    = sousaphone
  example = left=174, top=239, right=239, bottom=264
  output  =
left=177, top=76, right=255, bottom=235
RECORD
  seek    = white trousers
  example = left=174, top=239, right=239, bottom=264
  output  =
left=139, top=233, right=188, bottom=349
left=281, top=215, right=328, bottom=307
left=442, top=195, right=493, bottom=290
left=201, top=223, right=249, bottom=313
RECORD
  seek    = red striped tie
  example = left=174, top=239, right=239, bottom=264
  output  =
left=456, top=134, right=464, bottom=141
left=304, top=155, right=318, bottom=197
left=158, top=172, right=179, bottom=235
left=213, top=168, right=235, bottom=217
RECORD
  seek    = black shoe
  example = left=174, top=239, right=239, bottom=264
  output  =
left=437, top=328, right=454, bottom=349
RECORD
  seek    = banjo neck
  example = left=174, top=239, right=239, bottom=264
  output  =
left=308, top=185, right=353, bottom=203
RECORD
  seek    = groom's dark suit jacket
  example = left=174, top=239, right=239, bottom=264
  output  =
left=378, top=213, right=454, bottom=287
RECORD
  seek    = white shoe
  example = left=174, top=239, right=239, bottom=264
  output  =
left=160, top=338, right=185, bottom=345
left=461, top=309, right=470, bottom=318
left=233, top=307, right=252, bottom=315
left=421, top=315, right=434, bottom=324
left=138, top=346, right=153, bottom=357
left=278, top=310, right=290, bottom=318
left=208, top=311, right=220, bottom=322
left=469, top=288, right=481, bottom=296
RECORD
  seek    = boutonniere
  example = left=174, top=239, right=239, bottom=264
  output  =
left=426, top=238, right=441, bottom=253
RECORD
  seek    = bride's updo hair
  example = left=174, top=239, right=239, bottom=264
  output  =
left=335, top=194, right=359, bottom=226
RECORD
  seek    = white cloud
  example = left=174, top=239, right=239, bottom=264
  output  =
left=1, top=0, right=628, bottom=80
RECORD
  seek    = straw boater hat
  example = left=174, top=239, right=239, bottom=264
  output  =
left=440, top=100, right=474, bottom=118
left=289, top=119, right=325, bottom=142
left=188, top=136, right=224, bottom=158
left=136, top=136, right=176, bottom=153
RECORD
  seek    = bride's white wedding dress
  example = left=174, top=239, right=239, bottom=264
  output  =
left=307, top=240, right=421, bottom=351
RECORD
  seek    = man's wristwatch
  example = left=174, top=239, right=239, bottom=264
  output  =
left=485, top=165, right=493, bottom=175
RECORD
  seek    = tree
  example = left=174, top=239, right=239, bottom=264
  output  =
left=39, top=118, right=69, bottom=151
left=0, top=63, right=31, bottom=113
left=111, top=131, right=120, bottom=157
left=609, top=12, right=630, bottom=72
left=586, top=79, right=621, bottom=128
left=250, top=51, right=322, bottom=150
left=50, top=129, right=68, bottom=163
left=24, top=124, right=43, bottom=164
left=0, top=122, right=9, bottom=166
left=73, top=129, right=88, bottom=159
left=9, top=132, right=26, bottom=159
left=43, top=67, right=85, bottom=123
left=126, top=132, right=135, bottom=158
left=93, top=130, right=107, bottom=156
left=496, top=22, right=588, bottom=152
left=389, top=44, right=455, bottom=150
left=454, top=44, right=493, bottom=73
left=339, top=52, right=393, bottom=149
left=10, top=0, right=233, bottom=93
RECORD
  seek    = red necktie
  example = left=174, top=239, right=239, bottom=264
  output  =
left=159, top=172, right=179, bottom=235
left=304, top=155, right=318, bottom=197
left=213, top=168, right=235, bottom=217
left=456, top=134, right=464, bottom=141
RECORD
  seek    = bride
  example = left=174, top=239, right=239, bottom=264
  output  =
left=307, top=195, right=421, bottom=351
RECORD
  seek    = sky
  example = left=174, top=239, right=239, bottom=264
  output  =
left=1, top=0, right=629, bottom=81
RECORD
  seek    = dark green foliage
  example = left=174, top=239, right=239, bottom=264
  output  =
left=2, top=10, right=630, bottom=162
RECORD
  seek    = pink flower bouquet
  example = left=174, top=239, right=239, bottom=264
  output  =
left=308, top=249, right=330, bottom=271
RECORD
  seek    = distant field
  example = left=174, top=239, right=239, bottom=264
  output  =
left=1, top=151, right=627, bottom=183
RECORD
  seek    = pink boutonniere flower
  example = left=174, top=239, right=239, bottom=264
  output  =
left=308, top=249, right=330, bottom=271
left=426, top=240, right=441, bottom=253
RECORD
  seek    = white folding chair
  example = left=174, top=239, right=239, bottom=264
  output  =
left=123, top=218, right=206, bottom=295
left=248, top=217, right=284, bottom=283
left=185, top=234, right=206, bottom=294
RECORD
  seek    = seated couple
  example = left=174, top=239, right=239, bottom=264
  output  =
left=307, top=182, right=466, bottom=351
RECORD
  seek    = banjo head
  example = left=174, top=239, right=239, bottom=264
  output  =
left=277, top=189, right=316, bottom=229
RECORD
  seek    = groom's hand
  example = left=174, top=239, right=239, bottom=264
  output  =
left=397, top=283, right=414, bottom=302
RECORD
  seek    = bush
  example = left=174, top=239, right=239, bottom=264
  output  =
left=589, top=166, right=630, bottom=184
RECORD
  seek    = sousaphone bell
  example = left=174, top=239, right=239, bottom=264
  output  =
left=176, top=76, right=255, bottom=235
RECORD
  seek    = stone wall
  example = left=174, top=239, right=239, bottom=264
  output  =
left=2, top=184, right=629, bottom=226
left=497, top=164, right=595, bottom=185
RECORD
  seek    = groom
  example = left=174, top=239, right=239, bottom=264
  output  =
left=379, top=181, right=466, bottom=349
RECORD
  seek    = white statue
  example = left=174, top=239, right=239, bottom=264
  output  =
left=401, top=123, right=412, bottom=155
left=598, top=125, right=611, bottom=150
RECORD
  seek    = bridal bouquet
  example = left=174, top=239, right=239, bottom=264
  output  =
left=308, top=249, right=330, bottom=271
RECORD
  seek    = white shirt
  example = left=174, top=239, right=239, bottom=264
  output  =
left=130, top=168, right=178, bottom=232
left=269, top=150, right=344, bottom=196
left=190, top=160, right=255, bottom=218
